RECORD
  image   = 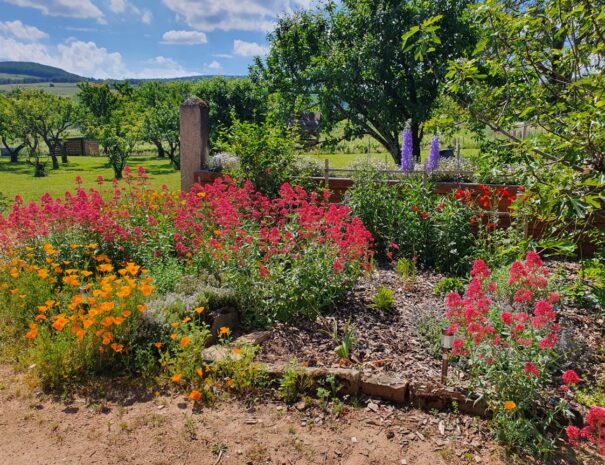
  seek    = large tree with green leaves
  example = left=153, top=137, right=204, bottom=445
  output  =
left=11, top=89, right=77, bottom=170
left=254, top=0, right=476, bottom=163
left=443, top=0, right=605, bottom=245
left=136, top=81, right=191, bottom=168
left=0, top=93, right=27, bottom=163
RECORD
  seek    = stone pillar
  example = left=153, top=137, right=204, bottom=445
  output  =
left=180, top=96, right=209, bottom=192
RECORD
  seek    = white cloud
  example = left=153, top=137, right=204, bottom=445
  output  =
left=213, top=53, right=233, bottom=59
left=162, top=30, right=208, bottom=45
left=201, top=60, right=222, bottom=74
left=108, top=0, right=126, bottom=13
left=141, top=9, right=152, bottom=24
left=207, top=60, right=221, bottom=69
left=0, top=20, right=48, bottom=42
left=0, top=34, right=198, bottom=79
left=161, top=0, right=312, bottom=32
left=233, top=39, right=268, bottom=57
left=6, top=0, right=104, bottom=19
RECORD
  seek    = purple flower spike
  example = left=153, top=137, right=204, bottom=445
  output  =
left=401, top=128, right=414, bottom=172
left=426, top=136, right=440, bottom=173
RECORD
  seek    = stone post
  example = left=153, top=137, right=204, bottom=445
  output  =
left=180, top=96, right=209, bottom=192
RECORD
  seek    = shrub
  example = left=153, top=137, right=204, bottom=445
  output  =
left=0, top=255, right=155, bottom=390
left=0, top=173, right=373, bottom=327
left=215, top=116, right=299, bottom=197
left=348, top=166, right=475, bottom=275
left=445, top=252, right=573, bottom=457
left=371, top=287, right=395, bottom=311
left=566, top=406, right=605, bottom=458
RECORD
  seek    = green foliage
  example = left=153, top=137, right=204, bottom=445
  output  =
left=215, top=116, right=299, bottom=197
left=211, top=344, right=267, bottom=395
left=193, top=77, right=268, bottom=147
left=433, top=277, right=465, bottom=297
left=371, top=287, right=395, bottom=311
left=445, top=0, right=605, bottom=248
left=348, top=165, right=476, bottom=274
left=395, top=258, right=417, bottom=291
left=278, top=360, right=314, bottom=404
left=333, top=319, right=356, bottom=361
left=256, top=0, right=476, bottom=162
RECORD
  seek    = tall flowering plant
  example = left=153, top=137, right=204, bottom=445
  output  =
left=426, top=136, right=440, bottom=173
left=400, top=128, right=414, bottom=173
left=445, top=252, right=573, bottom=456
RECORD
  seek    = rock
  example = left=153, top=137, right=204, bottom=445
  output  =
left=206, top=307, right=239, bottom=346
left=200, top=345, right=230, bottom=363
left=360, top=373, right=408, bottom=404
left=351, top=437, right=358, bottom=444
left=386, top=431, right=395, bottom=440
left=295, top=402, right=307, bottom=412
left=236, top=331, right=272, bottom=346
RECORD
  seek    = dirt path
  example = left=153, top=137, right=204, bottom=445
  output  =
left=0, top=366, right=507, bottom=465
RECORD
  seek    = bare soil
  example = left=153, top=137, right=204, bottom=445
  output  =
left=0, top=365, right=509, bottom=465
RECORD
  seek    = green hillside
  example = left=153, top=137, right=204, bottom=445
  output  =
left=0, top=62, right=86, bottom=84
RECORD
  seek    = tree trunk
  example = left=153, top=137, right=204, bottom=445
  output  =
left=389, top=144, right=401, bottom=166
left=411, top=121, right=422, bottom=162
left=48, top=143, right=59, bottom=170
left=155, top=141, right=165, bottom=158
left=2, top=137, right=25, bottom=163
left=61, top=142, right=68, bottom=164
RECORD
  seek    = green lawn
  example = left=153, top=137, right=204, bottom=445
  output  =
left=307, top=148, right=480, bottom=169
left=0, top=155, right=180, bottom=203
left=0, top=82, right=80, bottom=98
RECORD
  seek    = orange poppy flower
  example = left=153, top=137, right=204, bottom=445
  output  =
left=188, top=390, right=202, bottom=401
left=180, top=336, right=191, bottom=347
left=171, top=373, right=182, bottom=383
left=219, top=327, right=230, bottom=335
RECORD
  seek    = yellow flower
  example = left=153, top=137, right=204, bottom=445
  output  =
left=194, top=306, right=205, bottom=314
left=116, top=286, right=132, bottom=299
left=171, top=373, right=182, bottom=383
left=170, top=333, right=178, bottom=341
left=196, top=367, right=203, bottom=377
left=37, top=269, right=49, bottom=279
left=97, top=264, right=114, bottom=273
left=504, top=401, right=516, bottom=411
left=182, top=316, right=191, bottom=323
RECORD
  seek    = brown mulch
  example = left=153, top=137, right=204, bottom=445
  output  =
left=258, top=263, right=605, bottom=386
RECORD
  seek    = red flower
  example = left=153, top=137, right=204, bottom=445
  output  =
left=524, top=362, right=539, bottom=377
left=562, top=370, right=580, bottom=385
left=259, top=266, right=269, bottom=278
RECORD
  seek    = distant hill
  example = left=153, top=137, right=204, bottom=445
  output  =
left=0, top=62, right=87, bottom=84
left=0, top=61, right=244, bottom=87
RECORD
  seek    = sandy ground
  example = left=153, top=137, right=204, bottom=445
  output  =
left=0, top=366, right=508, bottom=465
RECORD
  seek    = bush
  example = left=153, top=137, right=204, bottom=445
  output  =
left=0, top=173, right=373, bottom=327
left=348, top=165, right=475, bottom=275
left=445, top=252, right=574, bottom=458
left=215, top=116, right=299, bottom=197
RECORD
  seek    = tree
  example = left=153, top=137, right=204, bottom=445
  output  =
left=255, top=0, right=476, bottom=163
left=193, top=77, right=268, bottom=148
left=136, top=81, right=190, bottom=168
left=98, top=105, right=141, bottom=180
left=11, top=89, right=76, bottom=169
left=142, top=103, right=180, bottom=168
left=0, top=93, right=27, bottom=163
left=444, top=0, right=605, bottom=243
left=77, top=82, right=120, bottom=127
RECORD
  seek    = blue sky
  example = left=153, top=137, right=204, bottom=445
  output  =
left=0, top=0, right=314, bottom=79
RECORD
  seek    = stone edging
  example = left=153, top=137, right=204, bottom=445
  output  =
left=202, top=331, right=489, bottom=417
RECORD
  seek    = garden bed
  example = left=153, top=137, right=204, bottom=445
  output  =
left=257, top=263, right=605, bottom=391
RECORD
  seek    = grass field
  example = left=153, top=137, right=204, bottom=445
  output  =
left=0, top=155, right=180, bottom=203
left=0, top=82, right=80, bottom=98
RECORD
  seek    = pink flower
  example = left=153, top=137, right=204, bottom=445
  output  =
left=501, top=312, right=513, bottom=325
left=514, top=288, right=533, bottom=303
left=259, top=266, right=269, bottom=278
left=562, top=370, right=580, bottom=385
left=470, top=259, right=491, bottom=280
left=566, top=425, right=582, bottom=446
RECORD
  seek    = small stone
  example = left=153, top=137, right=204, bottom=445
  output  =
left=367, top=402, right=379, bottom=412
left=401, top=460, right=407, bottom=465
left=386, top=431, right=395, bottom=440
left=295, top=401, right=307, bottom=411
left=351, top=437, right=358, bottom=444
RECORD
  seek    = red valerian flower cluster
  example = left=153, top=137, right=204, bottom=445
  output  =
left=446, top=251, right=560, bottom=364
left=0, top=171, right=374, bottom=324
left=566, top=406, right=605, bottom=457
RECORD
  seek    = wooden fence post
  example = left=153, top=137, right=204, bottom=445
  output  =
left=180, top=96, right=209, bottom=193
